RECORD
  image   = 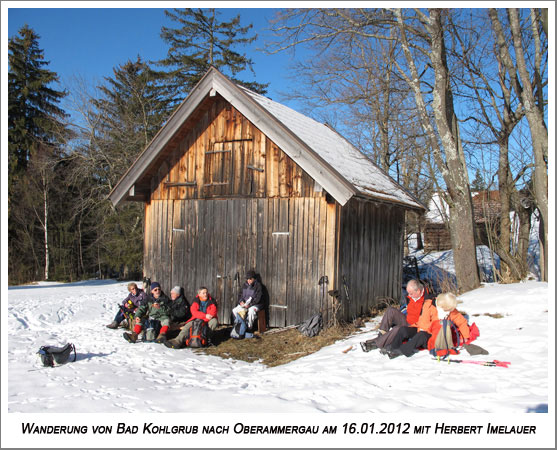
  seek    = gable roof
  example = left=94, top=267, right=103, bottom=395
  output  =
left=108, top=67, right=425, bottom=210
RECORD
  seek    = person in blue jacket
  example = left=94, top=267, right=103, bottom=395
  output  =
left=232, top=270, right=263, bottom=331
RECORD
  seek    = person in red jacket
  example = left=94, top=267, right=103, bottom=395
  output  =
left=164, top=287, right=218, bottom=349
left=360, top=279, right=435, bottom=352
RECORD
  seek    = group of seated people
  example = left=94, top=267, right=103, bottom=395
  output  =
left=105, top=270, right=264, bottom=346
left=109, top=276, right=469, bottom=356
left=360, top=278, right=473, bottom=358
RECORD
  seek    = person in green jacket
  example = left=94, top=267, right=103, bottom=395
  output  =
left=123, top=282, right=170, bottom=344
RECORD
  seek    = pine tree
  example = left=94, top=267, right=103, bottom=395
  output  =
left=157, top=8, right=268, bottom=99
left=91, top=57, right=174, bottom=186
left=8, top=25, right=67, bottom=176
left=470, top=169, right=487, bottom=192
left=70, top=57, right=174, bottom=279
left=8, top=25, right=68, bottom=283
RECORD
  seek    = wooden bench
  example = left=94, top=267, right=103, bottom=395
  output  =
left=257, top=309, right=267, bottom=333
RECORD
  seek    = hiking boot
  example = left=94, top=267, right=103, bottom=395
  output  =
left=155, top=334, right=167, bottom=344
left=360, top=339, right=378, bottom=352
left=123, top=332, right=138, bottom=344
left=120, top=320, right=128, bottom=328
left=386, top=348, right=403, bottom=359
left=106, top=321, right=119, bottom=329
left=164, top=338, right=183, bottom=349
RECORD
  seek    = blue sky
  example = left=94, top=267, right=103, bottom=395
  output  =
left=6, top=6, right=301, bottom=107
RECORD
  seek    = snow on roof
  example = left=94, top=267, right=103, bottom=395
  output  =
left=425, top=192, right=449, bottom=223
left=240, top=87, right=423, bottom=210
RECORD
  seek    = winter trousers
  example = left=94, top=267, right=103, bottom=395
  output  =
left=174, top=318, right=218, bottom=345
left=366, top=306, right=411, bottom=349
left=113, top=309, right=126, bottom=324
left=232, top=304, right=259, bottom=329
left=388, top=328, right=431, bottom=356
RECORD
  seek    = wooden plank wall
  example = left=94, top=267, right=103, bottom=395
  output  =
left=150, top=96, right=319, bottom=202
left=338, top=198, right=405, bottom=320
left=142, top=94, right=406, bottom=327
left=144, top=196, right=338, bottom=326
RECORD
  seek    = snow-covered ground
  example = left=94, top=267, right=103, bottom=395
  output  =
left=3, top=272, right=554, bottom=448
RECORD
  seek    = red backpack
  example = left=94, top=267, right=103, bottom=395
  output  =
left=185, top=319, right=208, bottom=348
left=428, top=320, right=480, bottom=358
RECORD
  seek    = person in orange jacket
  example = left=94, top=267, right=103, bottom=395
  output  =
left=164, top=287, right=218, bottom=349
left=427, top=292, right=471, bottom=352
left=360, top=279, right=435, bottom=352
left=381, top=287, right=439, bottom=358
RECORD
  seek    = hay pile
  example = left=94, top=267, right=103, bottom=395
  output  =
left=200, top=322, right=359, bottom=367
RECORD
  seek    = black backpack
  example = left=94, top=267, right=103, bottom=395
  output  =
left=38, top=343, right=76, bottom=367
left=185, top=319, right=208, bottom=348
left=298, top=313, right=323, bottom=337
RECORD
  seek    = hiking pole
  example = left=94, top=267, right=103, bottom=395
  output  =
left=432, top=358, right=511, bottom=368
left=342, top=275, right=356, bottom=322
left=318, top=276, right=328, bottom=311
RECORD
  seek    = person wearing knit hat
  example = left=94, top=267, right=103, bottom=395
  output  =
left=231, top=270, right=263, bottom=336
left=166, top=286, right=191, bottom=339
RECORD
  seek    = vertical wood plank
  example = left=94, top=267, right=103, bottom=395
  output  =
left=324, top=200, right=338, bottom=322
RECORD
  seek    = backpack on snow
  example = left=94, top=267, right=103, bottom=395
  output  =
left=38, top=343, right=76, bottom=367
left=186, top=319, right=209, bottom=348
left=298, top=313, right=323, bottom=337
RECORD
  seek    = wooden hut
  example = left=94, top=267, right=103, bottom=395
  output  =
left=424, top=191, right=503, bottom=251
left=109, top=67, right=425, bottom=327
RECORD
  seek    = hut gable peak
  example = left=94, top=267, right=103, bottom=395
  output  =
left=108, top=67, right=424, bottom=210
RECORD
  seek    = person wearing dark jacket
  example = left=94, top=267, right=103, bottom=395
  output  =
left=167, top=286, right=190, bottom=323
left=106, top=282, right=147, bottom=329
left=360, top=279, right=435, bottom=352
left=232, top=270, right=263, bottom=330
left=166, top=286, right=191, bottom=339
left=164, top=287, right=218, bottom=349
left=123, top=282, right=170, bottom=344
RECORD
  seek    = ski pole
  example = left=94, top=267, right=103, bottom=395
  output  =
left=433, top=358, right=511, bottom=368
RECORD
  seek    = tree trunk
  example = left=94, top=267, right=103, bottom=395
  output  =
left=497, top=138, right=515, bottom=280
left=490, top=8, right=548, bottom=281
left=396, top=8, right=480, bottom=292
left=43, top=175, right=49, bottom=281
left=515, top=195, right=532, bottom=278
left=508, top=9, right=548, bottom=281
left=427, top=9, right=480, bottom=293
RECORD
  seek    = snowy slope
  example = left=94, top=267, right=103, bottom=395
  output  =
left=3, top=276, right=554, bottom=448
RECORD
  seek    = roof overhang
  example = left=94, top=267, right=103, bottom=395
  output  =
left=109, top=67, right=356, bottom=207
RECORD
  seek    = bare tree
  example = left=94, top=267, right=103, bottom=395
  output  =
left=448, top=11, right=533, bottom=281
left=488, top=8, right=548, bottom=281
left=390, top=8, right=480, bottom=292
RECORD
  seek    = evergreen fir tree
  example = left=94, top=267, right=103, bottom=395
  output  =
left=73, top=57, right=174, bottom=278
left=8, top=25, right=67, bottom=176
left=470, top=168, right=487, bottom=192
left=8, top=25, right=68, bottom=284
left=91, top=57, right=174, bottom=186
left=157, top=8, right=268, bottom=99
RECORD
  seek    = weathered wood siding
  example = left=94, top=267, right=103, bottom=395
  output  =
left=142, top=94, right=407, bottom=327
left=150, top=96, right=320, bottom=202
left=338, top=198, right=405, bottom=318
left=144, top=197, right=339, bottom=326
